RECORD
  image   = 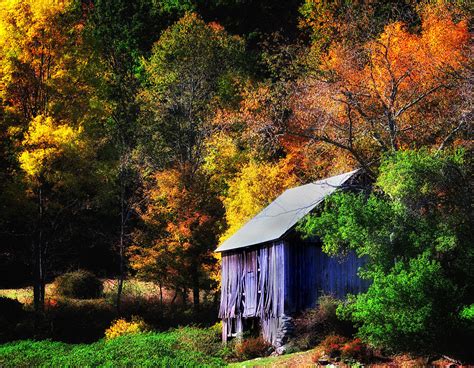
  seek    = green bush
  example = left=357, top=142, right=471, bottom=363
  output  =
left=338, top=253, right=458, bottom=352
left=54, top=270, right=103, bottom=299
left=0, top=332, right=226, bottom=367
left=460, top=304, right=474, bottom=322
left=174, top=325, right=231, bottom=359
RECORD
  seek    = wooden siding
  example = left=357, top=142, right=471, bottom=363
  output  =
left=219, top=241, right=286, bottom=344
left=284, top=241, right=369, bottom=314
left=219, top=238, right=369, bottom=345
left=314, top=246, right=370, bottom=299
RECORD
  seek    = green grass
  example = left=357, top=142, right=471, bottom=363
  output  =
left=0, top=331, right=226, bottom=367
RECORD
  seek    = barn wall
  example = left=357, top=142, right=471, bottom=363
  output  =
left=219, top=239, right=369, bottom=345
left=284, top=241, right=319, bottom=314
left=314, top=246, right=370, bottom=299
left=284, top=240, right=369, bottom=314
left=219, top=241, right=287, bottom=344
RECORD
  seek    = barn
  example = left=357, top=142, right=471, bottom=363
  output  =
left=216, top=170, right=370, bottom=346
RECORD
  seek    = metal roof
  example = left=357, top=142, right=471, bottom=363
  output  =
left=215, top=170, right=359, bottom=253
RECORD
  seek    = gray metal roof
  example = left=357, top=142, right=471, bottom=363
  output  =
left=215, top=170, right=359, bottom=253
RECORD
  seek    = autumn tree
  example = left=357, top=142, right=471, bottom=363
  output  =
left=85, top=0, right=174, bottom=311
left=141, top=12, right=245, bottom=172
left=220, top=157, right=299, bottom=241
left=132, top=13, right=245, bottom=308
left=299, top=0, right=421, bottom=58
left=287, top=4, right=471, bottom=173
left=0, top=0, right=98, bottom=319
left=130, top=169, right=224, bottom=308
left=18, top=115, right=88, bottom=317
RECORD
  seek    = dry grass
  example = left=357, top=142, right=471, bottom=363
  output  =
left=230, top=350, right=463, bottom=368
left=0, top=279, right=169, bottom=305
left=0, top=284, right=56, bottom=304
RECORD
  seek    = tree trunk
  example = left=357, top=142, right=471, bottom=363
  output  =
left=116, top=180, right=126, bottom=314
left=182, top=288, right=187, bottom=307
left=33, top=186, right=45, bottom=332
left=171, top=289, right=178, bottom=305
left=115, top=225, right=125, bottom=313
left=192, top=273, right=200, bottom=310
left=159, top=282, right=163, bottom=308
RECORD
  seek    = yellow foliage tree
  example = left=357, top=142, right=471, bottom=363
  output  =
left=17, top=114, right=83, bottom=314
left=0, top=0, right=89, bottom=122
left=19, top=115, right=82, bottom=180
left=221, top=156, right=299, bottom=242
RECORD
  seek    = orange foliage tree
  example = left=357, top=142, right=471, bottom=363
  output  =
left=288, top=4, right=471, bottom=174
left=129, top=169, right=224, bottom=308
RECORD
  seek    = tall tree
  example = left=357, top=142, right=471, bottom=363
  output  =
left=137, top=13, right=245, bottom=308
left=17, top=115, right=85, bottom=315
left=86, top=0, right=169, bottom=312
left=0, top=0, right=93, bottom=318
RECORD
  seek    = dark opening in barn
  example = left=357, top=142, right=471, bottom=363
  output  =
left=216, top=170, right=371, bottom=347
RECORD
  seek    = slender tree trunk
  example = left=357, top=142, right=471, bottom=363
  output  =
left=182, top=288, right=187, bottom=307
left=191, top=263, right=200, bottom=310
left=159, top=282, right=163, bottom=308
left=171, top=288, right=178, bottom=305
left=33, top=186, right=45, bottom=332
left=116, top=178, right=126, bottom=314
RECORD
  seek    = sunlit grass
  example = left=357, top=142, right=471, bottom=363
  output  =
left=0, top=279, right=168, bottom=305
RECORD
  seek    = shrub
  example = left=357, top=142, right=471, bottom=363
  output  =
left=105, top=317, right=148, bottom=340
left=319, top=334, right=348, bottom=358
left=0, top=297, right=23, bottom=321
left=292, top=295, right=353, bottom=350
left=337, top=254, right=459, bottom=353
left=0, top=297, right=24, bottom=342
left=313, top=336, right=370, bottom=363
left=47, top=299, right=115, bottom=343
left=340, top=338, right=369, bottom=361
left=54, top=270, right=103, bottom=299
left=234, top=336, right=271, bottom=361
left=460, top=304, right=474, bottom=321
left=175, top=326, right=223, bottom=356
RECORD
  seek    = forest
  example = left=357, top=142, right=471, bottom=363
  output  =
left=0, top=0, right=472, bottom=366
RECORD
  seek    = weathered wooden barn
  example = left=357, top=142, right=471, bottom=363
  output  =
left=216, top=170, right=370, bottom=346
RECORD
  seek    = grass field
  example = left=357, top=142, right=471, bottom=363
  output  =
left=0, top=330, right=226, bottom=368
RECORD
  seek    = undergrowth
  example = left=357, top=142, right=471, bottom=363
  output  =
left=0, top=329, right=226, bottom=367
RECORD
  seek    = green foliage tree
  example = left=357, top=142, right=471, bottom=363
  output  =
left=141, top=12, right=245, bottom=171
left=299, top=150, right=474, bottom=354
left=133, top=13, right=246, bottom=308
left=85, top=0, right=184, bottom=312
